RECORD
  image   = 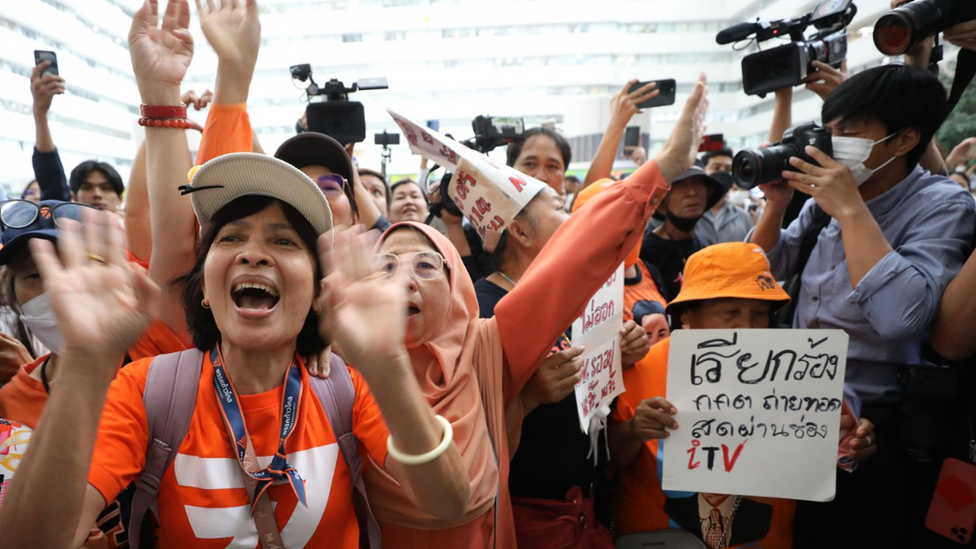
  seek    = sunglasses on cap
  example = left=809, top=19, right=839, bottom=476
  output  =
left=370, top=252, right=446, bottom=281
left=0, top=200, right=99, bottom=230
left=316, top=174, right=347, bottom=198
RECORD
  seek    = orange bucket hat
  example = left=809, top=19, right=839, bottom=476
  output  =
left=572, top=178, right=642, bottom=268
left=665, top=242, right=790, bottom=316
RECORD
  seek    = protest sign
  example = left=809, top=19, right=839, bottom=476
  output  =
left=386, top=110, right=546, bottom=250
left=572, top=264, right=625, bottom=434
left=661, top=329, right=849, bottom=502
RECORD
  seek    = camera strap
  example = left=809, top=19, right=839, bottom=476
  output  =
left=944, top=48, right=976, bottom=121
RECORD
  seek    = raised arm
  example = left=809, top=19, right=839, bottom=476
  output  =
left=30, top=62, right=71, bottom=202
left=318, top=228, right=468, bottom=520
left=932, top=251, right=976, bottom=359
left=192, top=0, right=261, bottom=164
left=131, top=0, right=196, bottom=343
left=582, top=80, right=658, bottom=188
left=496, top=75, right=709, bottom=398
left=123, top=140, right=152, bottom=263
left=0, top=210, right=159, bottom=548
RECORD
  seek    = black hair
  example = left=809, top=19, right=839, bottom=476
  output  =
left=506, top=127, right=572, bottom=168
left=702, top=148, right=734, bottom=165
left=69, top=161, right=124, bottom=196
left=822, top=64, right=946, bottom=169
left=565, top=175, right=581, bottom=185
left=174, top=196, right=326, bottom=357
left=390, top=179, right=429, bottom=205
left=358, top=168, right=390, bottom=208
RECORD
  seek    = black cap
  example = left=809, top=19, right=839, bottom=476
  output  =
left=672, top=165, right=727, bottom=211
left=274, top=132, right=354, bottom=182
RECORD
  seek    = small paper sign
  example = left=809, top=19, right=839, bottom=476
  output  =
left=662, top=329, right=849, bottom=502
left=572, top=264, right=626, bottom=434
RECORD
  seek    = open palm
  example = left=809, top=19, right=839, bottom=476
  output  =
left=31, top=215, right=159, bottom=362
left=197, top=0, right=261, bottom=68
left=317, top=228, right=408, bottom=372
left=129, top=0, right=194, bottom=90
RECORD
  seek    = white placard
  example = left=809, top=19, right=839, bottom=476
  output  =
left=572, top=264, right=625, bottom=434
left=662, top=329, right=849, bottom=502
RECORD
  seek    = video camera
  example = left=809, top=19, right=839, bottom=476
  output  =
left=290, top=63, right=388, bottom=144
left=732, top=122, right=833, bottom=188
left=470, top=115, right=525, bottom=154
left=874, top=0, right=976, bottom=56
left=717, top=0, right=857, bottom=97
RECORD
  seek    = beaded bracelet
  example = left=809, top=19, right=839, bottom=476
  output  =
left=138, top=117, right=191, bottom=129
left=387, top=415, right=454, bottom=465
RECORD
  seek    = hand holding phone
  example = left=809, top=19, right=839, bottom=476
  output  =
left=34, top=50, right=59, bottom=77
left=31, top=51, right=65, bottom=115
left=627, top=79, right=676, bottom=109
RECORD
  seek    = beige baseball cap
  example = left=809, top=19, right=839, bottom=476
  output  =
left=185, top=152, right=333, bottom=236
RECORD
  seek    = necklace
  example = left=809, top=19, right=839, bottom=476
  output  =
left=497, top=270, right=517, bottom=287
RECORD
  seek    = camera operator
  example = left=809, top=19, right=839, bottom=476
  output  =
left=749, top=64, right=976, bottom=548
left=696, top=148, right=754, bottom=245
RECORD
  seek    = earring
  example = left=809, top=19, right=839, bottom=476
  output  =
left=202, top=298, right=210, bottom=309
left=312, top=302, right=322, bottom=315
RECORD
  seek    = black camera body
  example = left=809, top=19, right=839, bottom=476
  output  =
left=290, top=64, right=388, bottom=144
left=874, top=0, right=976, bottom=56
left=471, top=115, right=524, bottom=153
left=718, top=0, right=857, bottom=97
left=732, top=122, right=833, bottom=188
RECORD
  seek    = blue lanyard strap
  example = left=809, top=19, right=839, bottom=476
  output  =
left=210, top=346, right=308, bottom=510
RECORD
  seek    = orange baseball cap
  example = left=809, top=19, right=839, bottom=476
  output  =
left=665, top=242, right=790, bottom=316
left=572, top=178, right=642, bottom=267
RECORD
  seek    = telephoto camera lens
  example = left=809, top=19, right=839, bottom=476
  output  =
left=732, top=146, right=796, bottom=189
left=873, top=0, right=972, bottom=56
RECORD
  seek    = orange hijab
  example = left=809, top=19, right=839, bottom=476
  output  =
left=365, top=221, right=499, bottom=528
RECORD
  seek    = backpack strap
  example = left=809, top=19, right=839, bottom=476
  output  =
left=128, top=348, right=204, bottom=549
left=309, top=354, right=382, bottom=549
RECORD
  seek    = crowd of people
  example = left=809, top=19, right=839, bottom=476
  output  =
left=0, top=0, right=976, bottom=548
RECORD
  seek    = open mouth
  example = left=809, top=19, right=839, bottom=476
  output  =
left=231, top=282, right=280, bottom=312
left=407, top=305, right=420, bottom=318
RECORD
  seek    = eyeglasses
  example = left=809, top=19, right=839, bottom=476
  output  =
left=316, top=174, right=347, bottom=198
left=371, top=252, right=446, bottom=281
left=0, top=200, right=99, bottom=230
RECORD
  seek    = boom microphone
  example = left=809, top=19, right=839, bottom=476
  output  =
left=716, top=22, right=760, bottom=45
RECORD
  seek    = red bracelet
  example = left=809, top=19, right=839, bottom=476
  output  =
left=139, top=117, right=192, bottom=129
left=140, top=104, right=188, bottom=119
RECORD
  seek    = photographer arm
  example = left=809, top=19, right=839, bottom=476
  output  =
left=30, top=62, right=71, bottom=202
left=932, top=251, right=976, bottom=360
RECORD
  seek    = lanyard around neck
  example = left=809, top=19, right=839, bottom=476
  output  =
left=210, top=346, right=308, bottom=510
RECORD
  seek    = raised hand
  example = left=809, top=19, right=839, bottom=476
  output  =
left=655, top=73, right=709, bottom=182
left=196, top=0, right=260, bottom=75
left=30, top=62, right=65, bottom=117
left=29, top=212, right=160, bottom=371
left=181, top=89, right=213, bottom=111
left=946, top=137, right=976, bottom=170
left=0, top=333, right=33, bottom=385
left=611, top=79, right=659, bottom=123
left=129, top=0, right=194, bottom=104
left=316, top=226, right=408, bottom=374
left=803, top=60, right=847, bottom=100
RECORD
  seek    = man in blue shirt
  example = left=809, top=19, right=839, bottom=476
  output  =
left=751, top=65, right=976, bottom=548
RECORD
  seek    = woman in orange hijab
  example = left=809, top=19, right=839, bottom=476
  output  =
left=320, top=74, right=711, bottom=549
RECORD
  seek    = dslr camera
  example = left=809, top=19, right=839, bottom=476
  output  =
left=290, top=63, right=388, bottom=144
left=874, top=0, right=976, bottom=55
left=717, top=0, right=857, bottom=97
left=470, top=115, right=525, bottom=153
left=732, top=122, right=833, bottom=188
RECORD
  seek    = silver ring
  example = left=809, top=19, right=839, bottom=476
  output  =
left=865, top=435, right=873, bottom=447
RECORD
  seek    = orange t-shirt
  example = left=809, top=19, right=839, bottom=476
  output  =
left=0, top=355, right=49, bottom=429
left=612, top=338, right=795, bottom=548
left=88, top=354, right=389, bottom=549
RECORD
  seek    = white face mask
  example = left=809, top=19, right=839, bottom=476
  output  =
left=831, top=132, right=899, bottom=186
left=20, top=293, right=63, bottom=355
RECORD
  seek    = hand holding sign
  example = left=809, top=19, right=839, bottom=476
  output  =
left=522, top=346, right=585, bottom=415
left=632, top=397, right=679, bottom=441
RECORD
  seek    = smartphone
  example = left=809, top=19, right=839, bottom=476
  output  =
left=628, top=79, right=676, bottom=109
left=623, top=126, right=641, bottom=149
left=699, top=133, right=725, bottom=153
left=34, top=50, right=58, bottom=77
left=925, top=458, right=976, bottom=544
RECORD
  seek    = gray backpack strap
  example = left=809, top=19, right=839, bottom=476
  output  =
left=309, top=354, right=382, bottom=549
left=128, top=348, right=204, bottom=549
